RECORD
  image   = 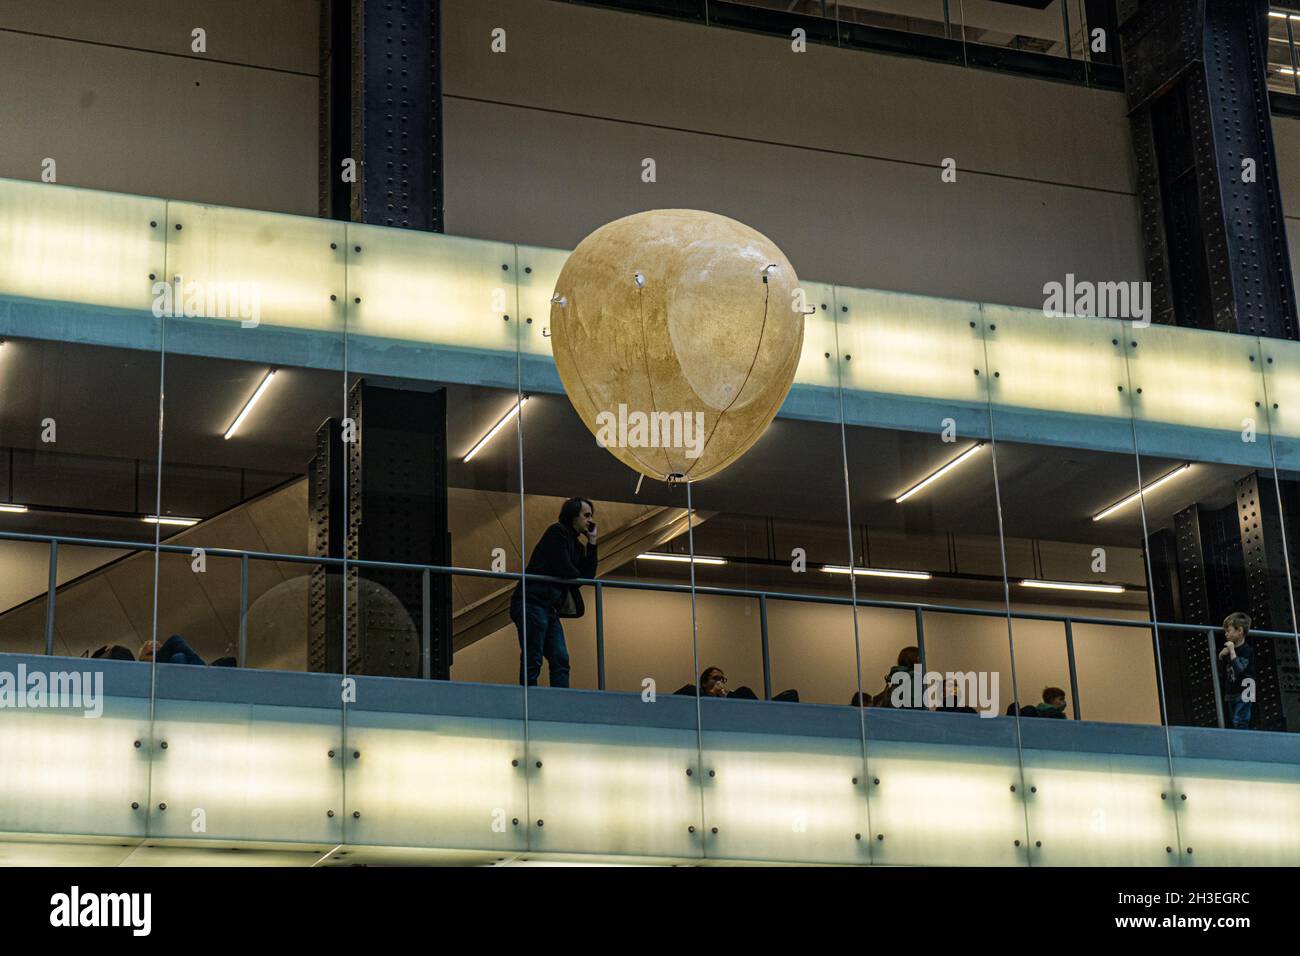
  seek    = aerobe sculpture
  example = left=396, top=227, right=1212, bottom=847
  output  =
left=549, top=209, right=805, bottom=482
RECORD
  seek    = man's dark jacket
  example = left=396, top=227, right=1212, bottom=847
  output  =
left=512, top=522, right=597, bottom=617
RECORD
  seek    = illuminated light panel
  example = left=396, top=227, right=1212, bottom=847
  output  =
left=1020, top=579, right=1125, bottom=594
left=223, top=369, right=278, bottom=439
left=895, top=443, right=985, bottom=503
left=144, top=515, right=199, bottom=527
left=636, top=552, right=726, bottom=565
left=463, top=396, right=528, bottom=462
left=1092, top=463, right=1192, bottom=521
left=822, top=565, right=932, bottom=580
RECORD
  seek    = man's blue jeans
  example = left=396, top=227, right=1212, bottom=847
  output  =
left=510, top=597, right=570, bottom=688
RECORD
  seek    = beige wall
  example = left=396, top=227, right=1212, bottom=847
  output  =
left=442, top=0, right=1143, bottom=309
left=0, top=0, right=318, bottom=213
left=452, top=586, right=1159, bottom=725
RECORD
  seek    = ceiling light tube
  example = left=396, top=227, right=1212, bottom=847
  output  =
left=464, top=395, right=529, bottom=462
left=224, top=369, right=278, bottom=440
left=637, top=552, right=726, bottom=565
left=895, top=442, right=986, bottom=503
left=144, top=515, right=200, bottom=527
left=1021, top=579, right=1125, bottom=594
left=822, top=565, right=933, bottom=581
left=0, top=503, right=28, bottom=513
left=1092, top=463, right=1191, bottom=521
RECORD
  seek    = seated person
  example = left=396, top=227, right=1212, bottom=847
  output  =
left=1033, top=686, right=1068, bottom=719
left=138, top=634, right=205, bottom=666
left=934, top=677, right=976, bottom=714
left=872, top=646, right=921, bottom=707
left=90, top=644, right=135, bottom=661
left=209, top=656, right=238, bottom=668
left=675, top=666, right=797, bottom=701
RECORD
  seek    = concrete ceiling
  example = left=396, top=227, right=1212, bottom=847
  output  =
left=0, top=337, right=1259, bottom=557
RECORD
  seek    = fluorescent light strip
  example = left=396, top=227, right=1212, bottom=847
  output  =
left=0, top=503, right=28, bottom=513
left=1092, top=463, right=1192, bottom=521
left=1269, top=10, right=1300, bottom=19
left=823, top=565, right=932, bottom=581
left=144, top=515, right=200, bottom=527
left=637, top=552, right=726, bottom=565
left=895, top=442, right=986, bottom=503
left=224, top=369, right=278, bottom=440
left=464, top=396, right=529, bottom=462
left=1021, top=579, right=1125, bottom=595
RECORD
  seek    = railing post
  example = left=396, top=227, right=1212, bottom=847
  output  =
left=238, top=552, right=249, bottom=668
left=44, top=539, right=57, bottom=655
left=1060, top=0, right=1072, bottom=59
left=421, top=568, right=432, bottom=680
left=1064, top=618, right=1081, bottom=721
left=759, top=594, right=772, bottom=701
left=914, top=606, right=926, bottom=675
left=595, top=582, right=606, bottom=691
left=1207, top=627, right=1225, bottom=729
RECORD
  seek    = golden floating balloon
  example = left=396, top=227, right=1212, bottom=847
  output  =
left=549, top=210, right=804, bottom=482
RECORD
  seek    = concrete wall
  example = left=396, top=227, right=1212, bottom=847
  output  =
left=0, top=0, right=318, bottom=213
left=441, top=0, right=1143, bottom=308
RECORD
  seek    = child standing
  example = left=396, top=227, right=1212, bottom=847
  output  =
left=1219, top=612, right=1256, bottom=730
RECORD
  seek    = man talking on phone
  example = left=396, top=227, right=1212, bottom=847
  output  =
left=510, top=496, right=598, bottom=688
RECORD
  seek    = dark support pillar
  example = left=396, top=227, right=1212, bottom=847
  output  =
left=320, top=0, right=444, bottom=231
left=347, top=382, right=453, bottom=679
left=1147, top=505, right=1232, bottom=726
left=309, top=420, right=346, bottom=674
left=1234, top=472, right=1300, bottom=730
left=309, top=385, right=453, bottom=679
left=1120, top=0, right=1297, bottom=337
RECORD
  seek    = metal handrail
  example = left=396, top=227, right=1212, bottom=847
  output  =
left=7, top=527, right=1296, bottom=722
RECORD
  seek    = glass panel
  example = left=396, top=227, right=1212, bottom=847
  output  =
left=0, top=179, right=162, bottom=316
left=347, top=224, right=521, bottom=358
left=836, top=289, right=1027, bottom=864
left=692, top=281, right=867, bottom=865
left=141, top=200, right=344, bottom=860
left=1127, top=323, right=1294, bottom=864
left=1267, top=11, right=1300, bottom=95
left=829, top=1, right=950, bottom=40
left=517, top=235, right=705, bottom=861
left=960, top=0, right=1070, bottom=58
left=0, top=655, right=153, bottom=866
left=0, top=181, right=166, bottom=862
left=984, top=304, right=1178, bottom=864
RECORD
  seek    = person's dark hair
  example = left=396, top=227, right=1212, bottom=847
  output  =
left=1043, top=686, right=1066, bottom=704
left=210, top=656, right=237, bottom=668
left=897, top=646, right=920, bottom=668
left=1224, top=611, right=1251, bottom=635
left=558, top=497, right=593, bottom=527
left=91, top=644, right=135, bottom=662
left=699, top=666, right=724, bottom=690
